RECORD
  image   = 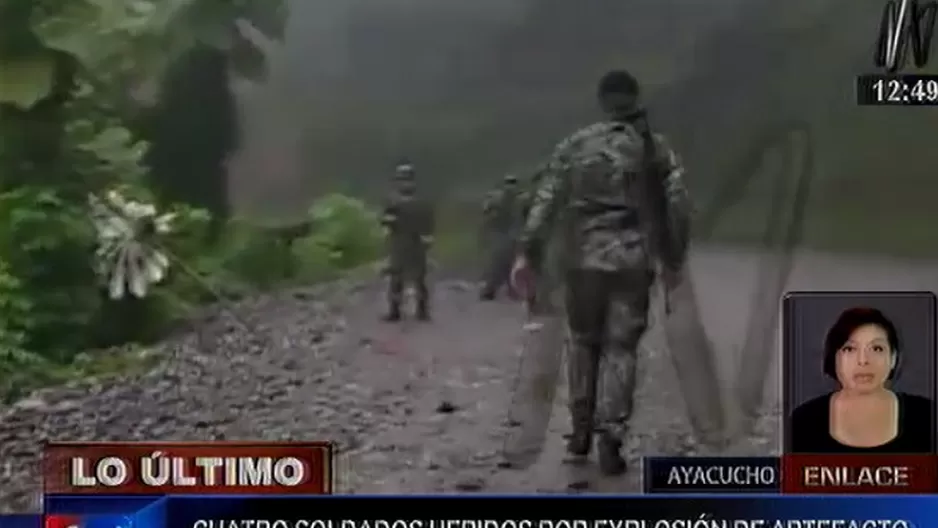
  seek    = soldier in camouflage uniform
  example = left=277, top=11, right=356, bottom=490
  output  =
left=381, top=162, right=435, bottom=321
left=479, top=173, right=527, bottom=300
left=509, top=70, right=692, bottom=474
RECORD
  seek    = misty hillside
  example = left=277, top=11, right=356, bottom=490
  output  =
left=230, top=0, right=937, bottom=256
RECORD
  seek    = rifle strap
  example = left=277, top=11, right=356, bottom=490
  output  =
left=623, top=111, right=675, bottom=314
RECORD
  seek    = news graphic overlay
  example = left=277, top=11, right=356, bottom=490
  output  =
left=45, top=515, right=135, bottom=528
left=38, top=495, right=938, bottom=528
left=43, top=442, right=333, bottom=496
left=781, top=291, right=937, bottom=493
left=644, top=457, right=780, bottom=493
left=44, top=515, right=80, bottom=528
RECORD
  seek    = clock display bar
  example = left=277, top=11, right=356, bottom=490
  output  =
left=856, top=73, right=938, bottom=106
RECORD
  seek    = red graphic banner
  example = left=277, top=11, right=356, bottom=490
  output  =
left=43, top=442, right=332, bottom=495
left=782, top=454, right=938, bottom=493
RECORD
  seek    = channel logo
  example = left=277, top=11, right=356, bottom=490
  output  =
left=45, top=514, right=134, bottom=528
left=45, top=515, right=80, bottom=528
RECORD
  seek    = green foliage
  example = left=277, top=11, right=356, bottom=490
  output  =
left=0, top=257, right=55, bottom=402
left=0, top=0, right=295, bottom=402
left=91, top=199, right=213, bottom=345
left=215, top=194, right=385, bottom=289
left=0, top=0, right=286, bottom=111
left=0, top=260, right=34, bottom=357
left=0, top=187, right=387, bottom=402
left=304, top=194, right=385, bottom=269
left=215, top=221, right=297, bottom=289
left=66, top=94, right=151, bottom=190
left=0, top=55, right=56, bottom=109
left=290, top=235, right=342, bottom=283
left=0, top=188, right=101, bottom=359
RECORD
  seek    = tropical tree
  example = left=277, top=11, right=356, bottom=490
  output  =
left=0, top=0, right=286, bottom=357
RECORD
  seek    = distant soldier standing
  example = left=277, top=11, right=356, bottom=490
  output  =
left=509, top=70, right=692, bottom=474
left=479, top=173, right=526, bottom=300
left=382, top=161, right=435, bottom=321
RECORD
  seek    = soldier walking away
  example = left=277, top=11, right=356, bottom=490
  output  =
left=381, top=161, right=435, bottom=322
left=479, top=173, right=526, bottom=300
left=509, top=70, right=692, bottom=476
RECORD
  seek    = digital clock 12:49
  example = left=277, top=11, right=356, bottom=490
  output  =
left=856, top=74, right=938, bottom=106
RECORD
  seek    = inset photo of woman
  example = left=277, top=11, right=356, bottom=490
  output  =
left=784, top=292, right=937, bottom=454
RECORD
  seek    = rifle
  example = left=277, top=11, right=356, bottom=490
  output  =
left=502, top=190, right=564, bottom=470
left=629, top=110, right=690, bottom=313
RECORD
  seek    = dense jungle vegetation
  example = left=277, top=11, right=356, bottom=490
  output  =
left=0, top=0, right=390, bottom=402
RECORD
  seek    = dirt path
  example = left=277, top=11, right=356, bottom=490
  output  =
left=330, top=246, right=938, bottom=493
left=1, top=246, right=936, bottom=509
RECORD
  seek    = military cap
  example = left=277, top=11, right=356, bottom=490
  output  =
left=598, top=69, right=640, bottom=97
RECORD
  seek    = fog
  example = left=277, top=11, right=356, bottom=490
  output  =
left=229, top=0, right=904, bottom=229
left=222, top=0, right=924, bottom=424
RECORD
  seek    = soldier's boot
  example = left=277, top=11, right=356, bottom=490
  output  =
left=565, top=428, right=592, bottom=457
left=565, top=398, right=594, bottom=462
left=415, top=278, right=431, bottom=320
left=385, top=273, right=404, bottom=321
left=566, top=338, right=600, bottom=461
left=382, top=304, right=402, bottom=322
left=597, top=434, right=627, bottom=476
left=479, top=285, right=496, bottom=300
left=416, top=299, right=430, bottom=321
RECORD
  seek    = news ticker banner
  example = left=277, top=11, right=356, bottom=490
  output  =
left=43, top=442, right=334, bottom=495
left=643, top=456, right=938, bottom=494
left=0, top=496, right=931, bottom=528
left=40, top=442, right=937, bottom=496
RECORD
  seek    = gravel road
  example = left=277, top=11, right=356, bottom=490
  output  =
left=1, top=246, right=935, bottom=509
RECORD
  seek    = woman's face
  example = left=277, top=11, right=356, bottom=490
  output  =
left=835, top=323, right=895, bottom=393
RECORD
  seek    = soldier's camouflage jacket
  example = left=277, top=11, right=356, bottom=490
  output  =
left=381, top=191, right=435, bottom=269
left=482, top=187, right=528, bottom=235
left=519, top=121, right=691, bottom=272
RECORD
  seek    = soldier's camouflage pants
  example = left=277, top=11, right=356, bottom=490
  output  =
left=564, top=268, right=653, bottom=440
left=481, top=235, right=516, bottom=296
left=387, top=264, right=429, bottom=311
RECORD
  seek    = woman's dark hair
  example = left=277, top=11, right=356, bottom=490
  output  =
left=823, top=307, right=901, bottom=381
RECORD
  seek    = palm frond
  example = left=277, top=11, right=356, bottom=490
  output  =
left=89, top=190, right=174, bottom=299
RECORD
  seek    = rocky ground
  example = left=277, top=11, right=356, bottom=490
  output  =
left=2, top=246, right=937, bottom=510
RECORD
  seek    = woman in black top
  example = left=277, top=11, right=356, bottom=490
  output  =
left=789, top=306, right=935, bottom=453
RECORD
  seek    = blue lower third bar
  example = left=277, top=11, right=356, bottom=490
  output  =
left=644, top=456, right=780, bottom=493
